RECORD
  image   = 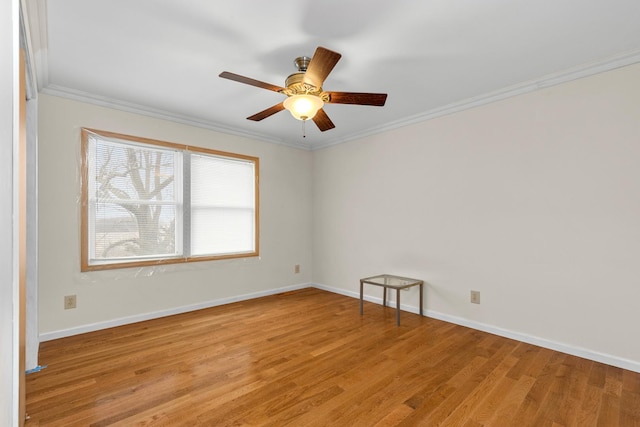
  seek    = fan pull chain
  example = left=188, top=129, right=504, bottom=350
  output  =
left=302, top=119, right=306, bottom=138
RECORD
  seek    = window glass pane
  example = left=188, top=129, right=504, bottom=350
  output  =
left=93, top=202, right=178, bottom=259
left=89, top=136, right=181, bottom=261
left=82, top=129, right=258, bottom=271
left=190, top=154, right=255, bottom=256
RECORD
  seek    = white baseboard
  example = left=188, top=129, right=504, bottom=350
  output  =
left=312, top=282, right=640, bottom=373
left=40, top=282, right=640, bottom=374
left=38, top=283, right=312, bottom=342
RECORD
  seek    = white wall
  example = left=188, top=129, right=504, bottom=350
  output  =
left=1, top=0, right=19, bottom=424
left=38, top=63, right=640, bottom=372
left=38, top=94, right=313, bottom=338
left=313, top=63, right=640, bottom=370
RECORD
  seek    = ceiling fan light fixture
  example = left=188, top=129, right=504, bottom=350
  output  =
left=219, top=46, right=386, bottom=132
left=283, top=94, right=323, bottom=121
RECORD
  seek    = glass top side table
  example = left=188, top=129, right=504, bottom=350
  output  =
left=359, top=274, right=424, bottom=326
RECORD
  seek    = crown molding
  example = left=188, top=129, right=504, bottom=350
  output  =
left=41, top=84, right=314, bottom=150
left=311, top=48, right=640, bottom=150
left=39, top=48, right=640, bottom=152
left=22, top=0, right=49, bottom=91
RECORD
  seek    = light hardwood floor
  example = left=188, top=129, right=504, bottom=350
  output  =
left=26, top=288, right=640, bottom=426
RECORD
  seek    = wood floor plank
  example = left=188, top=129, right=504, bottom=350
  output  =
left=577, top=383, right=604, bottom=426
left=485, top=374, right=537, bottom=426
left=25, top=288, right=640, bottom=426
left=431, top=348, right=520, bottom=425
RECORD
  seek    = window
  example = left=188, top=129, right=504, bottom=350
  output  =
left=81, top=128, right=259, bottom=271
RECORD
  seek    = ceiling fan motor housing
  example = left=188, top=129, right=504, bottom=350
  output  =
left=283, top=72, right=329, bottom=101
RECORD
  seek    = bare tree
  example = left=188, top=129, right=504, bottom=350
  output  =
left=94, top=145, right=175, bottom=258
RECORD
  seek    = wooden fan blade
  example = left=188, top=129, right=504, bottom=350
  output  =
left=326, top=92, right=388, bottom=106
left=312, top=108, right=335, bottom=132
left=247, top=103, right=285, bottom=121
left=219, top=71, right=285, bottom=93
left=303, top=47, right=342, bottom=89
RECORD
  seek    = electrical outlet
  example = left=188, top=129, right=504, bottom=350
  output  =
left=64, top=295, right=76, bottom=310
left=294, top=264, right=300, bottom=274
left=470, top=290, right=480, bottom=304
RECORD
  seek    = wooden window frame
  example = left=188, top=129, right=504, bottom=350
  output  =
left=80, top=128, right=259, bottom=272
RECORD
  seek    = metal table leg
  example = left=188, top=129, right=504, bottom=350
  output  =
left=359, top=280, right=364, bottom=315
left=396, top=288, right=401, bottom=326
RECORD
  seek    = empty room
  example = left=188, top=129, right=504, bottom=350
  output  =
left=3, top=0, right=640, bottom=425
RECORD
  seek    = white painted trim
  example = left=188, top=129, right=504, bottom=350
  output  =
left=312, top=283, right=640, bottom=373
left=40, top=282, right=640, bottom=373
left=423, top=310, right=640, bottom=374
left=40, top=84, right=307, bottom=150
left=39, top=282, right=311, bottom=342
left=311, top=48, right=640, bottom=150
left=37, top=49, right=640, bottom=152
left=22, top=0, right=49, bottom=90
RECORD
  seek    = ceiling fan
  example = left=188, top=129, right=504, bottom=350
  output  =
left=219, top=46, right=387, bottom=132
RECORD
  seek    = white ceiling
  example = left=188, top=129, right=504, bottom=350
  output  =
left=29, top=0, right=640, bottom=150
